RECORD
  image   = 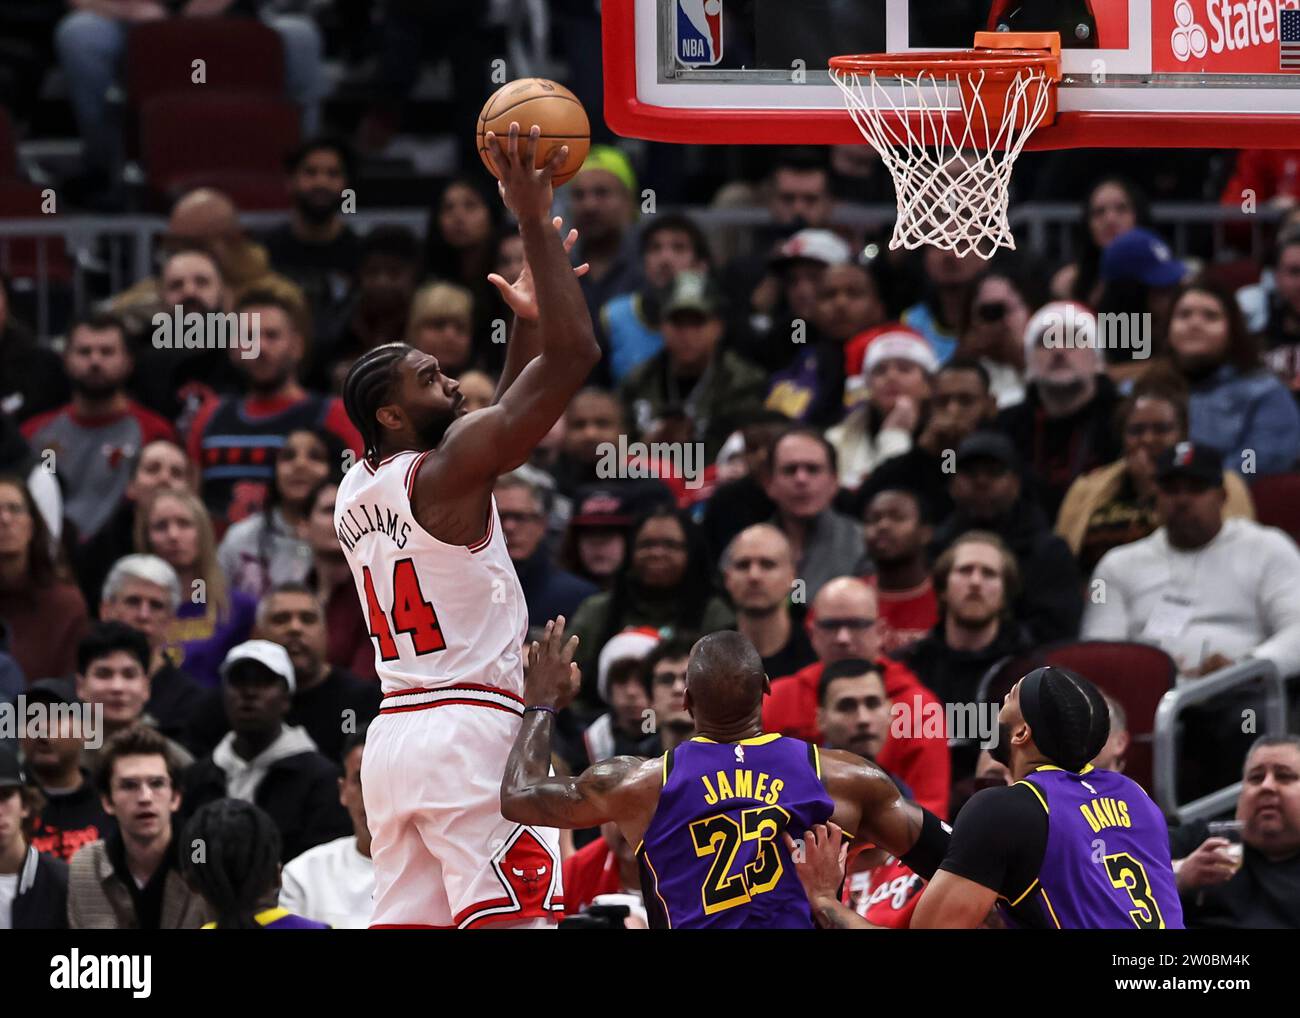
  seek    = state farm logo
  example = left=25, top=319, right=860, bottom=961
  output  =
left=1156, top=0, right=1300, bottom=71
left=1171, top=0, right=1208, bottom=60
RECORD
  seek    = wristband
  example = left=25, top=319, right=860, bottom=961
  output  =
left=524, top=705, right=557, bottom=716
left=899, top=808, right=953, bottom=882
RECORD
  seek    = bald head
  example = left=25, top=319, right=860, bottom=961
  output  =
left=684, top=631, right=767, bottom=728
left=809, top=576, right=881, bottom=664
left=168, top=188, right=239, bottom=243
left=723, top=524, right=792, bottom=569
left=723, top=524, right=796, bottom=615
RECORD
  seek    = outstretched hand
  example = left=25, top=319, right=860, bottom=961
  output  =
left=524, top=615, right=581, bottom=710
left=487, top=216, right=589, bottom=322
left=485, top=122, right=567, bottom=225
left=785, top=822, right=849, bottom=908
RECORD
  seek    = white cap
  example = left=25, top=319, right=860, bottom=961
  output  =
left=220, top=639, right=296, bottom=694
left=597, top=627, right=661, bottom=703
left=863, top=330, right=939, bottom=376
left=775, top=229, right=852, bottom=267
left=1023, top=301, right=1103, bottom=374
left=717, top=430, right=747, bottom=465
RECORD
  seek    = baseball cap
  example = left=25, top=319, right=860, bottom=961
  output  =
left=597, top=627, right=662, bottom=703
left=661, top=271, right=723, bottom=318
left=0, top=744, right=27, bottom=789
left=25, top=677, right=81, bottom=706
left=571, top=489, right=634, bottom=528
left=772, top=228, right=852, bottom=268
left=955, top=431, right=1020, bottom=471
left=1100, top=228, right=1188, bottom=288
left=1155, top=441, right=1224, bottom=487
left=220, top=640, right=296, bottom=694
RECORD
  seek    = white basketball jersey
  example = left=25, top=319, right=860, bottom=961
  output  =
left=335, top=450, right=529, bottom=698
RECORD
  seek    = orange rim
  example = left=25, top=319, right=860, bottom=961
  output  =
left=830, top=50, right=1058, bottom=80
left=832, top=31, right=1061, bottom=83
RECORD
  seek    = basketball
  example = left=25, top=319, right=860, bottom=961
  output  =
left=477, top=78, right=590, bottom=187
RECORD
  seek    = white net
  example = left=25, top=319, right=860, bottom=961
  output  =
left=832, top=61, right=1055, bottom=260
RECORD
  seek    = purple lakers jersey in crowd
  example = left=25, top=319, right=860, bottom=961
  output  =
left=636, top=734, right=835, bottom=929
left=202, top=908, right=330, bottom=930
left=1007, top=765, right=1183, bottom=929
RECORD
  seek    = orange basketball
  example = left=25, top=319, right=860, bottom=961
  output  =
left=477, top=78, right=590, bottom=187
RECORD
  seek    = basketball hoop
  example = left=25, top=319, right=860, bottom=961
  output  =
left=831, top=32, right=1062, bottom=260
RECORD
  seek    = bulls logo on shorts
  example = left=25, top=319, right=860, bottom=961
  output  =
left=489, top=826, right=563, bottom=919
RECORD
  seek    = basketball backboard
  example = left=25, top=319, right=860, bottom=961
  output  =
left=603, top=0, right=1300, bottom=148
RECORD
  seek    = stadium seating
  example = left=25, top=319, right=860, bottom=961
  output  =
left=0, top=179, right=74, bottom=284
left=976, top=641, right=1178, bottom=794
left=138, top=94, right=301, bottom=209
left=1249, top=472, right=1300, bottom=545
left=123, top=19, right=285, bottom=108
left=0, top=106, right=16, bottom=179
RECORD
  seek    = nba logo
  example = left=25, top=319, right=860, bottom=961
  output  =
left=676, top=0, right=723, bottom=67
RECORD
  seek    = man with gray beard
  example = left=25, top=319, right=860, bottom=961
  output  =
left=996, top=302, right=1122, bottom=519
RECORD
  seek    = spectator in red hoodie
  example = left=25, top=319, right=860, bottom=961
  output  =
left=810, top=658, right=941, bottom=929
left=762, top=575, right=951, bottom=817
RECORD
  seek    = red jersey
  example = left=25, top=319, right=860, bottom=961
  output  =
left=868, top=576, right=938, bottom=654
left=846, top=853, right=926, bottom=929
left=562, top=837, right=627, bottom=915
left=761, top=659, right=951, bottom=818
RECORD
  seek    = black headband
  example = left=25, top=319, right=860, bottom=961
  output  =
left=1019, top=668, right=1056, bottom=761
left=1020, top=666, right=1109, bottom=771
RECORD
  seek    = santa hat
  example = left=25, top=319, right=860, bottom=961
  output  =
left=597, top=627, right=662, bottom=703
left=842, top=323, right=934, bottom=407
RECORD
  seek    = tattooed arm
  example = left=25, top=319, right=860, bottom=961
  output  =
left=500, top=616, right=661, bottom=841
left=785, top=823, right=879, bottom=930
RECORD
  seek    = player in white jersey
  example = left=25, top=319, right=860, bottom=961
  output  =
left=337, top=124, right=599, bottom=928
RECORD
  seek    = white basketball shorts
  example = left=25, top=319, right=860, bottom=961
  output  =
left=362, top=685, right=564, bottom=928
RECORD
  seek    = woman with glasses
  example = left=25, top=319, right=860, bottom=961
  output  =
left=1055, top=370, right=1254, bottom=574
left=567, top=506, right=734, bottom=717
left=956, top=267, right=1045, bottom=410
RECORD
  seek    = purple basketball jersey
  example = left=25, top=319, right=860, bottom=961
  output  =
left=1005, top=765, right=1184, bottom=930
left=636, top=734, right=834, bottom=929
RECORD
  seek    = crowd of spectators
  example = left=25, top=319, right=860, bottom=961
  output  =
left=1, top=1, right=1299, bottom=931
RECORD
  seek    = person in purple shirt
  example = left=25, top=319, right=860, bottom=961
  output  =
left=793, top=666, right=1183, bottom=929
left=182, top=799, right=329, bottom=930
left=500, top=621, right=952, bottom=930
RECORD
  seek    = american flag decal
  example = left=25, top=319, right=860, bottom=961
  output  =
left=1282, top=8, right=1300, bottom=71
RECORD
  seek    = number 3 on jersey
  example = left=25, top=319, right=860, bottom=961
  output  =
left=363, top=558, right=447, bottom=660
